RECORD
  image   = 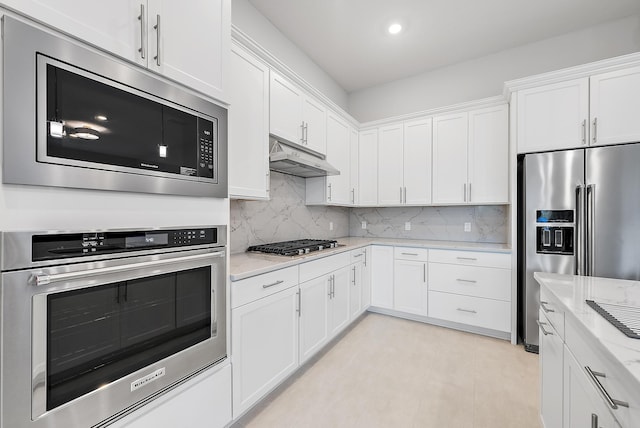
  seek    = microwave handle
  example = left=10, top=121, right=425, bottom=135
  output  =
left=31, top=251, right=224, bottom=286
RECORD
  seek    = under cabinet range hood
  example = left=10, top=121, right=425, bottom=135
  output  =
left=269, top=139, right=340, bottom=178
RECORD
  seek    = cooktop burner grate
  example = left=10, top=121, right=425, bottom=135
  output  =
left=586, top=300, right=640, bottom=339
left=247, top=239, right=339, bottom=256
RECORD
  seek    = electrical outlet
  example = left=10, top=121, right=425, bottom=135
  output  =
left=329, top=221, right=334, bottom=231
left=464, top=222, right=472, bottom=232
left=361, top=221, right=367, bottom=229
left=404, top=222, right=411, bottom=231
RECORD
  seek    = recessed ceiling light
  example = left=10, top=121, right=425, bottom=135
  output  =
left=388, top=23, right=402, bottom=35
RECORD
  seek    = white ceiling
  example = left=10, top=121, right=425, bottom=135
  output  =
left=248, top=0, right=640, bottom=92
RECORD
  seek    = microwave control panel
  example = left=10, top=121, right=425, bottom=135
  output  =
left=198, top=118, right=216, bottom=179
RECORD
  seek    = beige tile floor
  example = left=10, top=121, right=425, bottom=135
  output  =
left=232, top=313, right=540, bottom=428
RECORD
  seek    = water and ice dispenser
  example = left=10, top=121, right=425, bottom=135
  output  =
left=535, top=210, right=574, bottom=255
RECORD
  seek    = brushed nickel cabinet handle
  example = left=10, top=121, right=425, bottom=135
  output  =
left=540, top=301, right=555, bottom=313
left=592, top=118, right=598, bottom=144
left=262, top=280, right=284, bottom=289
left=456, top=257, right=477, bottom=261
left=138, top=4, right=145, bottom=59
left=581, top=119, right=586, bottom=144
left=456, top=308, right=477, bottom=314
left=585, top=366, right=629, bottom=409
left=456, top=278, right=477, bottom=284
left=153, top=14, right=161, bottom=66
left=537, top=320, right=553, bottom=336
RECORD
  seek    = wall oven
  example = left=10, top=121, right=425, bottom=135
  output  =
left=2, top=16, right=227, bottom=198
left=0, top=226, right=227, bottom=427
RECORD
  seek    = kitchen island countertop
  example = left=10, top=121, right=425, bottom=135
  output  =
left=534, top=272, right=640, bottom=395
left=231, top=237, right=510, bottom=281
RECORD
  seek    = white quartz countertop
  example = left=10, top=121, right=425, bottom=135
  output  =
left=534, top=272, right=640, bottom=392
left=230, top=237, right=510, bottom=281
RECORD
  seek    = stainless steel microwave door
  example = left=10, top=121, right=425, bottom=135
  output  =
left=586, top=144, right=640, bottom=280
left=523, top=149, right=584, bottom=350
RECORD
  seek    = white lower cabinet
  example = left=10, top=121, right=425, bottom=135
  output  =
left=231, top=286, right=299, bottom=417
left=393, top=248, right=428, bottom=316
left=370, top=245, right=394, bottom=309
left=564, top=347, right=618, bottom=428
left=112, top=364, right=232, bottom=428
left=299, top=275, right=330, bottom=364
left=349, top=261, right=363, bottom=319
left=539, top=310, right=564, bottom=428
left=328, top=266, right=351, bottom=337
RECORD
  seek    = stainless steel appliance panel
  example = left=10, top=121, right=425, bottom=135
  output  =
left=586, top=144, right=640, bottom=280
left=523, top=149, right=584, bottom=350
left=3, top=16, right=227, bottom=198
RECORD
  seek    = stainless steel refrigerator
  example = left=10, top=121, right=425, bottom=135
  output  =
left=519, top=143, right=640, bottom=352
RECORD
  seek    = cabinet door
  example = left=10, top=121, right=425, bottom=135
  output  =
left=393, top=260, right=427, bottom=315
left=299, top=277, right=329, bottom=364
left=229, top=44, right=270, bottom=199
left=517, top=78, right=589, bottom=153
left=403, top=118, right=432, bottom=205
left=325, top=113, right=351, bottom=204
left=329, top=267, right=350, bottom=337
left=349, top=128, right=359, bottom=205
left=564, top=346, right=616, bottom=428
left=2, top=0, right=146, bottom=66
left=270, top=71, right=303, bottom=145
left=432, top=112, right=468, bottom=204
left=358, top=130, right=379, bottom=205
left=361, top=247, right=372, bottom=310
left=148, top=0, right=229, bottom=99
left=231, top=287, right=299, bottom=416
left=539, top=315, right=564, bottom=428
left=590, top=66, right=640, bottom=147
left=370, top=246, right=394, bottom=309
left=468, top=105, right=509, bottom=204
left=303, top=97, right=327, bottom=155
left=378, top=124, right=404, bottom=205
left=349, top=263, right=363, bottom=320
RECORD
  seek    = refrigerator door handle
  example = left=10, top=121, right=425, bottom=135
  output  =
left=575, top=184, right=585, bottom=275
left=586, top=184, right=595, bottom=276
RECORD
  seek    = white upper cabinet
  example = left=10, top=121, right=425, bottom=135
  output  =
left=349, top=128, right=359, bottom=205
left=516, top=78, right=589, bottom=153
left=270, top=71, right=304, bottom=145
left=269, top=71, right=326, bottom=155
left=468, top=104, right=509, bottom=204
left=590, top=65, right=640, bottom=147
left=377, top=124, right=405, bottom=205
left=433, top=105, right=508, bottom=205
left=403, top=118, right=432, bottom=205
left=229, top=43, right=270, bottom=199
left=325, top=113, right=351, bottom=204
left=433, top=112, right=469, bottom=204
left=147, top=0, right=229, bottom=100
left=3, top=0, right=230, bottom=100
left=358, top=129, right=379, bottom=206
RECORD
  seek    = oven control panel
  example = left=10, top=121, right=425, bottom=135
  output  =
left=32, top=227, right=220, bottom=262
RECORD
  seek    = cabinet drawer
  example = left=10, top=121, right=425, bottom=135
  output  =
left=565, top=318, right=638, bottom=427
left=232, top=266, right=299, bottom=308
left=299, top=252, right=350, bottom=283
left=539, top=287, right=565, bottom=339
left=428, top=263, right=510, bottom=301
left=428, top=249, right=510, bottom=269
left=350, top=247, right=367, bottom=264
left=394, top=246, right=429, bottom=261
left=428, top=291, right=511, bottom=332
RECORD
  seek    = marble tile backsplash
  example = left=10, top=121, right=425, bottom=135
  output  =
left=350, top=205, right=508, bottom=243
left=230, top=172, right=350, bottom=253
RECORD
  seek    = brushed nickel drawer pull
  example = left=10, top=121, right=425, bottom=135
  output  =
left=585, top=366, right=629, bottom=409
left=456, top=257, right=477, bottom=261
left=456, top=308, right=477, bottom=314
left=536, top=320, right=553, bottom=336
left=456, top=278, right=477, bottom=284
left=401, top=252, right=419, bottom=256
left=540, top=301, right=555, bottom=313
left=262, top=280, right=284, bottom=289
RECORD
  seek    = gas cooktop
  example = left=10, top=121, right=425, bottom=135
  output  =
left=247, top=239, right=339, bottom=256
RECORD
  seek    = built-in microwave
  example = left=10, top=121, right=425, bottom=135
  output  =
left=3, top=16, right=227, bottom=198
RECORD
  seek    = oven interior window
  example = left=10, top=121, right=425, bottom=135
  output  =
left=46, top=267, right=211, bottom=410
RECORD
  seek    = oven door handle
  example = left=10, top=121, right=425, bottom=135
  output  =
left=31, top=251, right=225, bottom=286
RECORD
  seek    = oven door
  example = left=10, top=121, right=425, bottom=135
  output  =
left=0, top=247, right=226, bottom=428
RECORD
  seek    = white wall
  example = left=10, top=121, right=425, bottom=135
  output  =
left=232, top=0, right=348, bottom=110
left=349, top=14, right=640, bottom=122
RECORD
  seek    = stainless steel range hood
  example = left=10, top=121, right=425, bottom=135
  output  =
left=269, top=138, right=340, bottom=178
